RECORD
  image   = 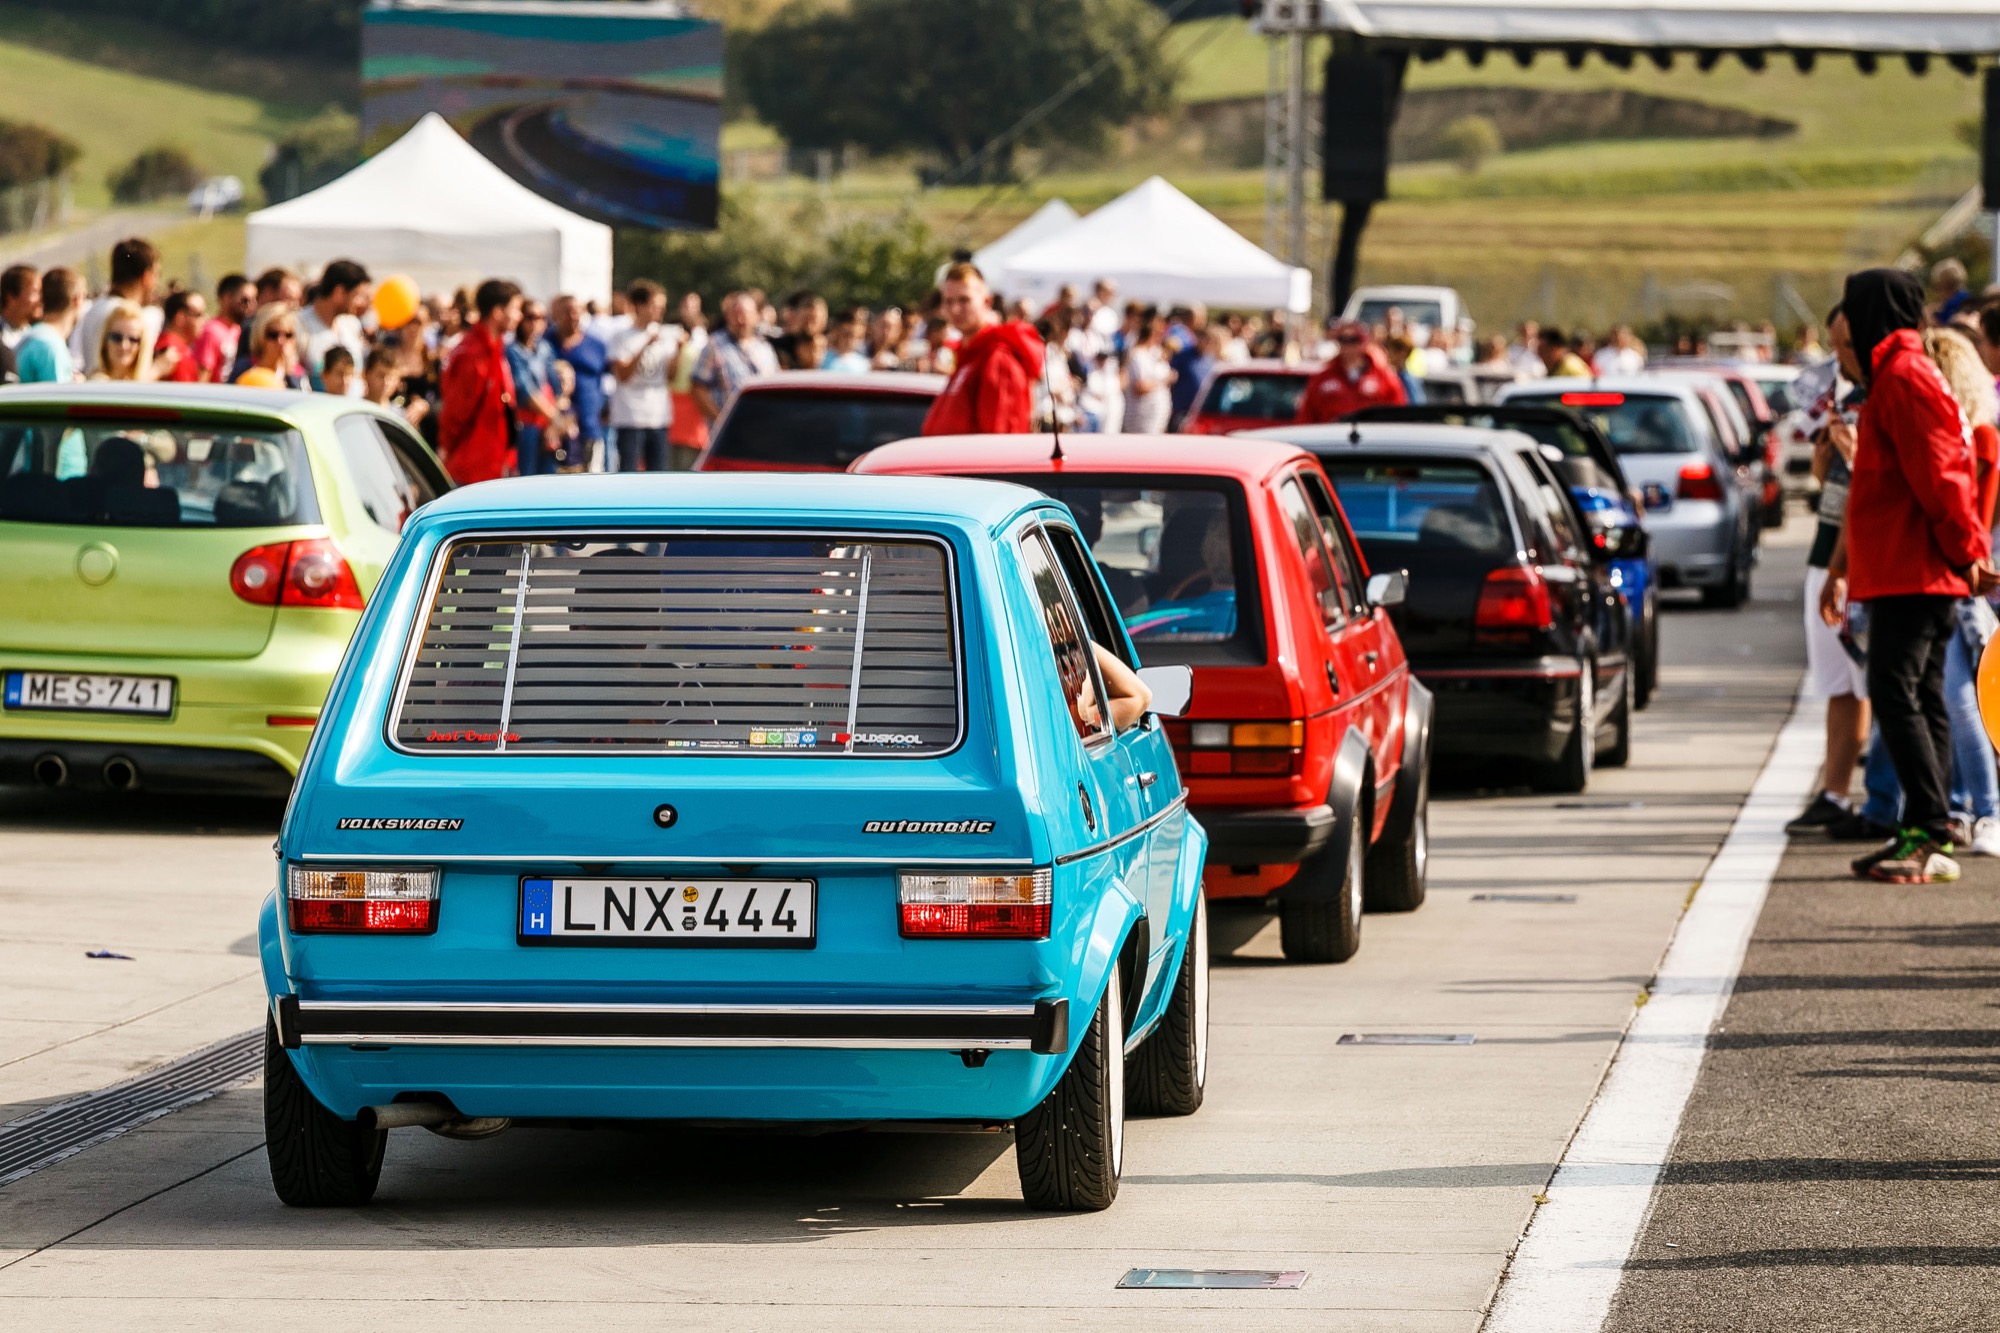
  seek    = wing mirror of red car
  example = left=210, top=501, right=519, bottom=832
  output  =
left=1136, top=664, right=1193, bottom=719
left=1366, top=570, right=1408, bottom=608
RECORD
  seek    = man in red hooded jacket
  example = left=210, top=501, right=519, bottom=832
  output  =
left=920, top=262, right=1044, bottom=435
left=438, top=278, right=523, bottom=485
left=1834, top=267, right=2000, bottom=884
left=1295, top=319, right=1408, bottom=423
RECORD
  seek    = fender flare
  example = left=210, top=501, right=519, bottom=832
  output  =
left=1379, top=680, right=1435, bottom=847
left=1284, top=727, right=1373, bottom=903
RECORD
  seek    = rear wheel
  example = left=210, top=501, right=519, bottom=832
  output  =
left=1279, top=799, right=1365, bottom=963
left=1598, top=660, right=1634, bottom=769
left=1364, top=759, right=1428, bottom=913
left=1539, top=668, right=1594, bottom=793
left=1634, top=592, right=1658, bottom=710
left=1127, top=896, right=1208, bottom=1116
left=1702, top=547, right=1750, bottom=609
left=264, top=1019, right=385, bottom=1208
left=1016, top=967, right=1124, bottom=1211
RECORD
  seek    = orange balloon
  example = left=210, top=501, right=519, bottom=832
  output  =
left=1979, top=632, right=2000, bottom=748
left=374, top=275, right=421, bottom=331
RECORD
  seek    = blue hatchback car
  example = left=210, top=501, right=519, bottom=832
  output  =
left=260, top=473, right=1208, bottom=1213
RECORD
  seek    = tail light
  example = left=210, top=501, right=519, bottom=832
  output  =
left=1181, top=719, right=1305, bottom=777
left=899, top=869, right=1051, bottom=938
left=1476, top=566, right=1554, bottom=635
left=288, top=866, right=438, bottom=934
left=1676, top=463, right=1726, bottom=502
left=231, top=539, right=364, bottom=610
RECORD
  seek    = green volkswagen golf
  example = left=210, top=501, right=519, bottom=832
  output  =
left=0, top=383, right=449, bottom=796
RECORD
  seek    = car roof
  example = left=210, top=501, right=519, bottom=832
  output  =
left=1348, top=285, right=1458, bottom=302
left=1206, top=359, right=1310, bottom=377
left=414, top=471, right=1054, bottom=534
left=1500, top=376, right=1705, bottom=406
left=1303, top=439, right=1517, bottom=477
left=858, top=431, right=1316, bottom=483
left=739, top=370, right=946, bottom=396
left=0, top=380, right=372, bottom=423
left=1241, top=421, right=1534, bottom=451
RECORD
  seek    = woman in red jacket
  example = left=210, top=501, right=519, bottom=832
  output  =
left=438, top=279, right=523, bottom=486
left=1838, top=268, right=1999, bottom=883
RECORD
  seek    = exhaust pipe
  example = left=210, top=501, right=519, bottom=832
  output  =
left=102, top=756, right=139, bottom=792
left=32, top=753, right=67, bottom=788
left=361, top=1101, right=510, bottom=1138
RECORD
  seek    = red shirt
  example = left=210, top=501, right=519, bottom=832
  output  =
left=155, top=329, right=200, bottom=383
left=921, top=320, right=1044, bottom=436
left=190, top=318, right=239, bottom=383
left=1848, top=328, right=1990, bottom=601
left=1295, top=346, right=1408, bottom=423
left=437, top=325, right=517, bottom=486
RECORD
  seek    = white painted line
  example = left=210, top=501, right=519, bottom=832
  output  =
left=1483, top=684, right=1821, bottom=1332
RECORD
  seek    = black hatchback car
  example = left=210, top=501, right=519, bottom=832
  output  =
left=1248, top=423, right=1632, bottom=792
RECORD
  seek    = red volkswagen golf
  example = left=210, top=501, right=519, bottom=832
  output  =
left=856, top=434, right=1432, bottom=963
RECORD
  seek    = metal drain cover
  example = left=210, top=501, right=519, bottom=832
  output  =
left=1337, top=1033, right=1475, bottom=1045
left=1118, top=1269, right=1308, bottom=1290
left=1472, top=893, right=1577, bottom=903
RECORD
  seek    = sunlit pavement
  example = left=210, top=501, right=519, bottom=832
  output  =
left=0, top=522, right=1813, bottom=1330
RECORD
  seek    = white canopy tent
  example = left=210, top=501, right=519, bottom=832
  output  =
left=1267, top=1, right=2000, bottom=53
left=971, top=198, right=1080, bottom=276
left=993, top=176, right=1312, bottom=313
left=245, top=113, right=614, bottom=304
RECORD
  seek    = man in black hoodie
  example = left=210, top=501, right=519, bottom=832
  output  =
left=1834, top=268, right=1997, bottom=884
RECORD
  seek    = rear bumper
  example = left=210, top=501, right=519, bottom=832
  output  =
left=1418, top=666, right=1574, bottom=764
left=1644, top=502, right=1736, bottom=587
left=1194, top=803, right=1335, bottom=867
left=0, top=739, right=293, bottom=796
left=276, top=995, right=1070, bottom=1056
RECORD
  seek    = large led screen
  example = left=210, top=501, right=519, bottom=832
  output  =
left=363, top=0, right=721, bottom=231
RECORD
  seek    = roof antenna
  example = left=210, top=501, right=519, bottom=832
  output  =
left=1040, top=324, right=1065, bottom=465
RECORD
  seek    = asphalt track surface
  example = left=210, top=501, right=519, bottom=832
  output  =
left=0, top=522, right=1820, bottom=1330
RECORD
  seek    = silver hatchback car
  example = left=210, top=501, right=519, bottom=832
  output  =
left=1497, top=378, right=1756, bottom=608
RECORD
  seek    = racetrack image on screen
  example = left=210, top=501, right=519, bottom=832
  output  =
left=363, top=0, right=721, bottom=232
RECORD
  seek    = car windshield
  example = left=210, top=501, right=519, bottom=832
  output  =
left=393, top=534, right=960, bottom=757
left=709, top=390, right=936, bottom=469
left=0, top=417, right=319, bottom=527
left=1512, top=393, right=1701, bottom=454
left=1022, top=481, right=1247, bottom=653
left=1756, top=377, right=1797, bottom=414
left=1203, top=373, right=1306, bottom=421
left=1354, top=299, right=1444, bottom=330
left=1320, top=459, right=1514, bottom=560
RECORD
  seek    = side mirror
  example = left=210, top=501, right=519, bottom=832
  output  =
left=1366, top=569, right=1408, bottom=608
left=1136, top=664, right=1193, bottom=719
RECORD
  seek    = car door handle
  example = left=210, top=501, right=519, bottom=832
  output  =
left=1137, top=770, right=1159, bottom=790
left=1326, top=662, right=1341, bottom=693
left=1364, top=651, right=1380, bottom=666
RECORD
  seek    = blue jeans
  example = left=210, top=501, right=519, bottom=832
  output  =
left=515, top=427, right=558, bottom=477
left=1860, top=599, right=2000, bottom=826
left=613, top=427, right=670, bottom=473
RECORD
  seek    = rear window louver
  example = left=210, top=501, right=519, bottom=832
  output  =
left=391, top=535, right=961, bottom=756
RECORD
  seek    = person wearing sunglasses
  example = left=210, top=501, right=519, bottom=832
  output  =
left=234, top=304, right=308, bottom=390
left=1295, top=317, right=1407, bottom=424
left=89, top=300, right=154, bottom=382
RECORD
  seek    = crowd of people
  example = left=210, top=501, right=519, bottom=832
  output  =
left=1788, top=258, right=2000, bottom=887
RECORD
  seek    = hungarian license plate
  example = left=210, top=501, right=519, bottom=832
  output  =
left=519, top=878, right=816, bottom=948
left=4, top=671, right=175, bottom=717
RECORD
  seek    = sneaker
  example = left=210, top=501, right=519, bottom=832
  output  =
left=1785, top=794, right=1849, bottom=834
left=1850, top=834, right=1906, bottom=878
left=1827, top=811, right=1896, bottom=843
left=1971, top=817, right=2000, bottom=858
left=1862, top=831, right=1961, bottom=885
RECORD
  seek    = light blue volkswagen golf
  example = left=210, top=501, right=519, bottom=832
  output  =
left=260, top=473, right=1207, bottom=1212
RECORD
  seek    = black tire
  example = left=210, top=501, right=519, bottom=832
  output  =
left=1634, top=592, right=1658, bottom=711
left=1127, top=896, right=1208, bottom=1116
left=264, top=1018, right=385, bottom=1207
left=1598, top=659, right=1634, bottom=769
left=1538, top=667, right=1594, bottom=793
left=1016, top=967, right=1124, bottom=1211
left=1364, top=757, right=1428, bottom=913
left=1279, top=799, right=1365, bottom=963
left=1701, top=548, right=1749, bottom=609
